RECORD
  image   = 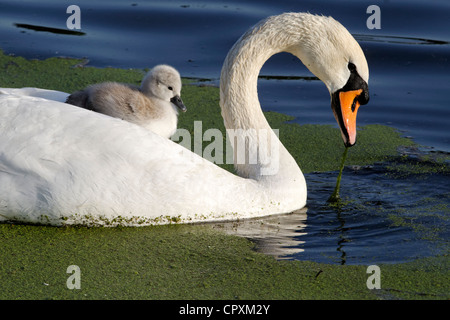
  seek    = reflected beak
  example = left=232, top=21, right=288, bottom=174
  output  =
left=331, top=89, right=362, bottom=147
left=170, top=95, right=187, bottom=112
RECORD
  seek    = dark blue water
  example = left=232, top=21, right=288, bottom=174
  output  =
left=300, top=161, right=449, bottom=265
left=0, top=0, right=449, bottom=264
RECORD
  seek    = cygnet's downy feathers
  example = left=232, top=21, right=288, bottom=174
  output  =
left=66, top=64, right=186, bottom=138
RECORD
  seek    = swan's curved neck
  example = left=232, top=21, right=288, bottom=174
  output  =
left=219, top=14, right=306, bottom=181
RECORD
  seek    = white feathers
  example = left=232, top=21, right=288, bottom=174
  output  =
left=0, top=12, right=368, bottom=226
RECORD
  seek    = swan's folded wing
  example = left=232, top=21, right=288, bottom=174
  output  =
left=0, top=87, right=69, bottom=102
left=0, top=94, right=258, bottom=225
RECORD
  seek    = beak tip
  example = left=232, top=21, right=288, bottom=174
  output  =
left=170, top=95, right=187, bottom=112
left=347, top=133, right=357, bottom=147
left=345, top=135, right=357, bottom=147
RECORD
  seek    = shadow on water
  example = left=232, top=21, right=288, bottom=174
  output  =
left=327, top=202, right=350, bottom=265
left=209, top=154, right=449, bottom=265
left=14, top=23, right=86, bottom=36
left=354, top=34, right=450, bottom=46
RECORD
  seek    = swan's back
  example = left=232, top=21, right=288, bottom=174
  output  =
left=0, top=93, right=265, bottom=225
left=0, top=87, right=69, bottom=102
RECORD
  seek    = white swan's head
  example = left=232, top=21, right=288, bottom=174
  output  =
left=287, top=14, right=370, bottom=147
left=141, top=64, right=187, bottom=112
left=222, top=13, right=369, bottom=147
left=253, top=14, right=368, bottom=147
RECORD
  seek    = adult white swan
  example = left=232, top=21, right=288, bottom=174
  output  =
left=0, top=12, right=369, bottom=226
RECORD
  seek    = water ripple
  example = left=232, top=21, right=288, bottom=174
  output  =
left=210, top=157, right=449, bottom=265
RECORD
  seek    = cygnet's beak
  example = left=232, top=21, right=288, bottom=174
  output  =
left=170, top=95, right=187, bottom=112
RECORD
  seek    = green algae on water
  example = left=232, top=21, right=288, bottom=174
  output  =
left=2, top=50, right=446, bottom=300
left=327, top=146, right=349, bottom=203
left=1, top=223, right=448, bottom=300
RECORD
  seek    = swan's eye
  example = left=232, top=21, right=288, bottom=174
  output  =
left=168, top=86, right=173, bottom=91
left=348, top=62, right=356, bottom=72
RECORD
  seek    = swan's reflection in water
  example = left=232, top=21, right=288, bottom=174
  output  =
left=205, top=208, right=308, bottom=260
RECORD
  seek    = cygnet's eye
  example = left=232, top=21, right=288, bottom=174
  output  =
left=168, top=86, right=173, bottom=91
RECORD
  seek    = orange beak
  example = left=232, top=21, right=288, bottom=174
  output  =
left=331, top=64, right=369, bottom=147
left=338, top=89, right=362, bottom=146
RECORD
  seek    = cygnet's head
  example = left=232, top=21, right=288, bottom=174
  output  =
left=141, top=64, right=187, bottom=112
